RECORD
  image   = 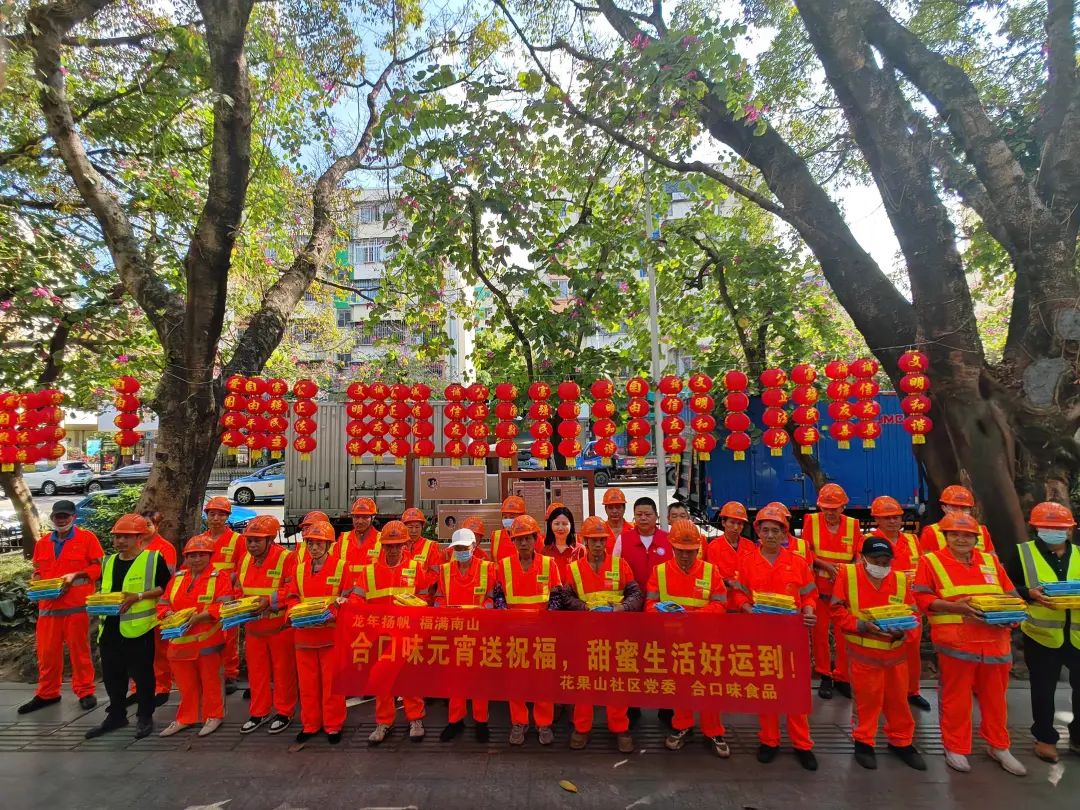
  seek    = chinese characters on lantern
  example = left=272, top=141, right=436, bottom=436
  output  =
left=625, top=376, right=651, bottom=466
left=527, top=382, right=554, bottom=468
left=658, top=375, right=686, bottom=463
left=493, top=383, right=519, bottom=469
left=113, top=375, right=142, bottom=456
left=0, top=389, right=67, bottom=470
left=850, top=358, right=881, bottom=449
left=898, top=351, right=933, bottom=444
left=589, top=379, right=618, bottom=462
left=789, top=364, right=820, bottom=456
left=292, top=378, right=319, bottom=461
left=825, top=360, right=854, bottom=450
left=556, top=381, right=583, bottom=468
left=759, top=368, right=789, bottom=457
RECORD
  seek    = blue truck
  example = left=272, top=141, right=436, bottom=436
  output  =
left=695, top=393, right=925, bottom=521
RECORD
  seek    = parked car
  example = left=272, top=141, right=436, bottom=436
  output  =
left=227, top=462, right=285, bottom=505
left=20, top=460, right=94, bottom=495
left=74, top=490, right=258, bottom=530
left=86, top=463, right=153, bottom=492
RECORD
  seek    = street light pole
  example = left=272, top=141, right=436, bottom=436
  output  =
left=642, top=158, right=667, bottom=527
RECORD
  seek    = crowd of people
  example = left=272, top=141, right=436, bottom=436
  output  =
left=19, top=484, right=1080, bottom=775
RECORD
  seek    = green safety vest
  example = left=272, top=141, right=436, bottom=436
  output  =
left=98, top=550, right=160, bottom=639
left=1018, top=541, right=1080, bottom=649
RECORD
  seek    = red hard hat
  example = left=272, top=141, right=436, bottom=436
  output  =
left=509, top=515, right=541, bottom=538
left=754, top=505, right=790, bottom=531
left=719, top=501, right=748, bottom=522
left=501, top=495, right=526, bottom=515
left=301, top=521, right=335, bottom=544
left=1029, top=501, right=1076, bottom=529
left=299, top=510, right=328, bottom=528
left=462, top=516, right=485, bottom=538
left=400, top=507, right=425, bottom=525
left=870, top=496, right=903, bottom=518
left=602, top=488, right=627, bottom=506
left=669, top=519, right=703, bottom=550
left=351, top=497, right=377, bottom=516
left=939, top=485, right=975, bottom=508
left=817, top=483, right=848, bottom=509
left=938, top=512, right=980, bottom=535
left=112, top=513, right=153, bottom=536
left=183, top=536, right=215, bottom=555
left=205, top=496, right=232, bottom=515
left=244, top=515, right=280, bottom=538
left=580, top=516, right=609, bottom=538
left=379, top=520, right=409, bottom=545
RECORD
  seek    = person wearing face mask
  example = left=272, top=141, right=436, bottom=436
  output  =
left=434, top=529, right=497, bottom=743
left=731, top=505, right=818, bottom=771
left=867, top=496, right=930, bottom=712
left=20, top=500, right=104, bottom=715
left=913, top=511, right=1025, bottom=775
left=1005, top=501, right=1080, bottom=763
left=542, top=506, right=584, bottom=584
left=830, top=537, right=926, bottom=771
left=489, top=495, right=532, bottom=560
left=353, top=520, right=432, bottom=745
left=196, top=496, right=244, bottom=694
left=919, top=485, right=996, bottom=554
left=495, top=514, right=561, bottom=745
left=646, top=520, right=731, bottom=758
left=802, top=483, right=862, bottom=700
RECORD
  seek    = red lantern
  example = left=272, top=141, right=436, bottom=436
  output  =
left=388, top=384, right=410, bottom=402
left=368, top=436, right=390, bottom=460
left=225, top=375, right=246, bottom=394
left=412, top=420, right=434, bottom=438
left=388, top=401, right=411, bottom=420
left=267, top=397, right=288, bottom=415
left=113, top=412, right=140, bottom=430
left=759, top=368, right=787, bottom=388
left=267, top=415, right=289, bottom=434
left=527, top=381, right=551, bottom=401
left=347, top=437, right=368, bottom=462
left=824, top=360, right=849, bottom=380
left=792, top=406, right=820, bottom=425
left=725, top=431, right=751, bottom=460
left=412, top=401, right=434, bottom=420
left=856, top=420, right=882, bottom=447
left=558, top=438, right=583, bottom=464
left=370, top=419, right=389, bottom=438
left=495, top=439, right=517, bottom=460
left=494, top=402, right=518, bottom=420
left=293, top=435, right=316, bottom=460
left=464, top=383, right=489, bottom=403
left=594, top=438, right=618, bottom=459
left=369, top=381, right=390, bottom=400
left=113, top=375, right=141, bottom=394
left=556, top=381, right=580, bottom=400
left=467, top=440, right=489, bottom=464
left=590, top=379, right=614, bottom=399
left=292, top=379, right=318, bottom=399
left=294, top=417, right=317, bottom=436
left=901, top=394, right=931, bottom=414
left=557, top=420, right=581, bottom=439
left=762, top=408, right=788, bottom=429
left=115, top=430, right=141, bottom=450
left=722, top=413, right=749, bottom=432
left=688, top=372, right=713, bottom=394
left=531, top=439, right=553, bottom=461
left=529, top=421, right=553, bottom=440
left=42, top=442, right=66, bottom=461
left=663, top=434, right=687, bottom=454
left=388, top=438, right=411, bottom=462
left=245, top=432, right=268, bottom=451
left=494, top=382, right=518, bottom=401
left=592, top=399, right=616, bottom=419
left=413, top=438, right=436, bottom=458
left=626, top=437, right=652, bottom=458
left=791, top=385, right=819, bottom=406
left=114, top=393, right=140, bottom=412
left=826, top=380, right=852, bottom=400
left=244, top=416, right=268, bottom=435
left=659, top=396, right=682, bottom=415
left=593, top=418, right=617, bottom=438
left=267, top=378, right=289, bottom=397
left=556, top=401, right=581, bottom=420
left=793, top=425, right=820, bottom=452
left=388, top=420, right=411, bottom=439
left=467, top=422, right=490, bottom=440
left=903, top=415, right=933, bottom=444
left=626, top=397, right=649, bottom=418
left=690, top=433, right=715, bottom=458
left=761, top=428, right=789, bottom=457
left=626, top=376, right=650, bottom=398
left=292, top=399, right=317, bottom=418
left=626, top=418, right=651, bottom=439
left=409, top=383, right=432, bottom=402
left=898, top=350, right=928, bottom=373
left=723, top=393, right=748, bottom=412
left=898, top=373, right=929, bottom=394
left=268, top=433, right=288, bottom=458
left=854, top=400, right=881, bottom=420
left=790, top=364, right=816, bottom=385
left=657, top=375, right=683, bottom=396
left=723, top=371, right=748, bottom=391
left=850, top=358, right=879, bottom=379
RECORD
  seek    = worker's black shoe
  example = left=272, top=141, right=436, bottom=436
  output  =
left=267, top=714, right=292, bottom=734
left=439, top=721, right=465, bottom=742
left=657, top=708, right=674, bottom=729
left=794, top=748, right=819, bottom=771
left=225, top=679, right=238, bottom=696
left=854, top=741, right=877, bottom=770
left=627, top=707, right=642, bottom=729
left=85, top=717, right=129, bottom=739
left=908, top=694, right=931, bottom=711
left=240, top=715, right=268, bottom=734
left=889, top=744, right=928, bottom=771
left=243, top=688, right=251, bottom=699
left=154, top=692, right=170, bottom=707
left=327, top=731, right=342, bottom=745
left=18, top=696, right=60, bottom=714
left=834, top=681, right=853, bottom=699
left=134, top=718, right=154, bottom=739
left=817, top=675, right=833, bottom=699
left=475, top=722, right=490, bottom=743
left=295, top=730, right=316, bottom=743
left=757, top=744, right=779, bottom=764
left=78, top=695, right=98, bottom=711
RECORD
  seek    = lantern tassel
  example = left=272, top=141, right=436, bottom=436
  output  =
left=838, top=441, right=850, bottom=450
left=733, top=451, right=744, bottom=462
left=396, top=457, right=406, bottom=466
left=699, top=452, right=710, bottom=461
left=565, top=458, right=577, bottom=468
left=863, top=440, right=876, bottom=449
left=301, top=453, right=311, bottom=462
left=800, top=445, right=812, bottom=455
left=912, top=435, right=925, bottom=445
left=770, top=448, right=783, bottom=457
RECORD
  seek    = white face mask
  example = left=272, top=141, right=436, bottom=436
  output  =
left=1038, top=528, right=1069, bottom=546
left=502, top=518, right=514, bottom=529
left=865, top=561, right=891, bottom=579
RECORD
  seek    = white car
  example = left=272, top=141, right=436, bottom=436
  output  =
left=21, top=460, right=95, bottom=495
left=227, top=462, right=285, bottom=505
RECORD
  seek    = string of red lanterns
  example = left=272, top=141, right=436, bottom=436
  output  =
left=493, top=383, right=519, bottom=468
left=556, top=381, right=583, bottom=468
left=527, top=382, right=553, bottom=468
left=760, top=367, right=790, bottom=457
left=624, top=376, right=651, bottom=466
left=410, top=383, right=435, bottom=464
left=291, top=378, right=319, bottom=461
left=824, top=361, right=854, bottom=450
left=465, top=383, right=490, bottom=466
left=898, top=351, right=933, bottom=444
left=658, top=375, right=686, bottom=464
left=790, top=363, right=820, bottom=455
left=366, top=381, right=390, bottom=462
left=850, top=358, right=882, bottom=449
left=589, top=379, right=618, bottom=462
left=720, top=371, right=748, bottom=461
left=113, top=375, right=142, bottom=457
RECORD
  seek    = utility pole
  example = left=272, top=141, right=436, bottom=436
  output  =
left=642, top=158, right=667, bottom=527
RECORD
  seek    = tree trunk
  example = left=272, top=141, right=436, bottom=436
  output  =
left=0, top=472, right=41, bottom=558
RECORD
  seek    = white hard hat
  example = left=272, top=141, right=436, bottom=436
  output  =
left=448, top=528, right=477, bottom=548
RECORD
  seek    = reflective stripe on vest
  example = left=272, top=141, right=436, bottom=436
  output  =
left=786, top=536, right=810, bottom=560
left=441, top=561, right=491, bottom=607
left=211, top=530, right=242, bottom=570
left=570, top=555, right=623, bottom=607
left=363, top=560, right=421, bottom=601
left=656, top=561, right=716, bottom=608
left=806, top=514, right=856, bottom=562
left=1018, top=541, right=1080, bottom=649
left=166, top=570, right=221, bottom=647
left=502, top=555, right=552, bottom=605
left=296, top=556, right=347, bottom=599
left=238, top=548, right=287, bottom=597
left=841, top=565, right=907, bottom=651
left=925, top=550, right=1002, bottom=625
left=98, top=550, right=160, bottom=639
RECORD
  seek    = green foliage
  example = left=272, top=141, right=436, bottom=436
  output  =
left=0, top=554, right=35, bottom=630
left=78, top=485, right=143, bottom=554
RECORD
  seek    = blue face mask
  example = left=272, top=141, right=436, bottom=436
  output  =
left=1038, top=528, right=1069, bottom=546
left=502, top=518, right=514, bottom=529
left=453, top=548, right=473, bottom=563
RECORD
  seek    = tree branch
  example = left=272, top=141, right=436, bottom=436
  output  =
left=1038, top=0, right=1078, bottom=145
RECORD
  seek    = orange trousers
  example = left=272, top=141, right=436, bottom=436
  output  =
left=758, top=713, right=813, bottom=749
left=672, top=709, right=724, bottom=737
left=224, top=627, right=240, bottom=680
left=449, top=698, right=489, bottom=723
left=849, top=656, right=915, bottom=747
left=813, top=596, right=848, bottom=679
left=573, top=704, right=629, bottom=734
left=937, top=654, right=1010, bottom=754
left=295, top=646, right=346, bottom=734
left=246, top=630, right=297, bottom=718
left=170, top=651, right=224, bottom=724
left=375, top=696, right=425, bottom=725
left=154, top=629, right=172, bottom=695
left=510, top=701, right=554, bottom=727
left=905, top=623, right=922, bottom=696
left=35, top=611, right=96, bottom=700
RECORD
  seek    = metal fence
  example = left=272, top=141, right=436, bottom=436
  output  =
left=206, top=467, right=260, bottom=490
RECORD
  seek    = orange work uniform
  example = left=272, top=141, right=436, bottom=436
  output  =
left=541, top=543, right=585, bottom=586
left=646, top=559, right=728, bottom=737
left=830, top=564, right=916, bottom=748
left=869, top=529, right=925, bottom=698
left=490, top=528, right=543, bottom=561
left=334, top=526, right=379, bottom=568
left=914, top=549, right=1015, bottom=754
left=567, top=554, right=636, bottom=735
left=434, top=557, right=497, bottom=724
left=734, top=546, right=817, bottom=750
left=496, top=554, right=560, bottom=728
left=283, top=555, right=351, bottom=735
left=236, top=545, right=298, bottom=719
left=353, top=557, right=431, bottom=726
left=159, top=567, right=232, bottom=724
left=802, top=512, right=862, bottom=681
left=31, top=527, right=104, bottom=701
left=706, top=535, right=757, bottom=608
left=203, top=527, right=244, bottom=681
left=919, top=521, right=995, bottom=555
left=144, top=534, right=177, bottom=697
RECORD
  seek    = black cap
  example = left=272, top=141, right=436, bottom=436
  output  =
left=51, top=500, right=77, bottom=516
left=861, top=537, right=894, bottom=558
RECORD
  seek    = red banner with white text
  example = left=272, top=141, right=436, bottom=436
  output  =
left=332, top=605, right=811, bottom=714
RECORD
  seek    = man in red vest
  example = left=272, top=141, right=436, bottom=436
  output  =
left=616, top=497, right=672, bottom=589
left=802, top=483, right=862, bottom=699
left=21, top=500, right=103, bottom=714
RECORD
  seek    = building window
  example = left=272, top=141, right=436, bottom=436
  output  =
left=353, top=281, right=380, bottom=303
left=550, top=278, right=570, bottom=297
left=357, top=205, right=381, bottom=224
left=349, top=237, right=393, bottom=265
left=336, top=309, right=351, bottom=328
